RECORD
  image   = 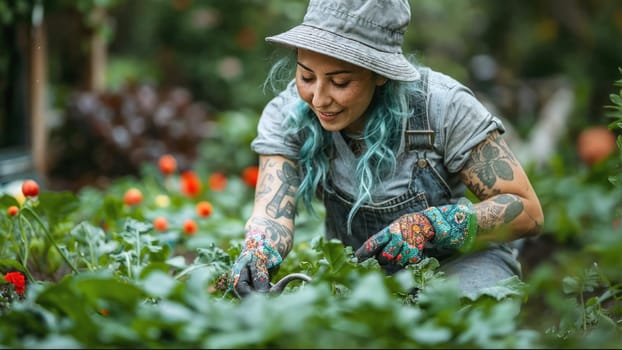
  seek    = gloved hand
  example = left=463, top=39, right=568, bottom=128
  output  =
left=229, top=231, right=282, bottom=298
left=355, top=199, right=477, bottom=266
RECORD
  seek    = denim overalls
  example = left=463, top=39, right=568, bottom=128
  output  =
left=321, top=69, right=523, bottom=297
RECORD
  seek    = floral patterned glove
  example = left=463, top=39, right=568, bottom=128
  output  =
left=229, top=231, right=282, bottom=298
left=355, top=198, right=477, bottom=266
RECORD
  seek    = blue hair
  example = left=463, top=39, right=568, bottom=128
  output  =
left=264, top=54, right=423, bottom=234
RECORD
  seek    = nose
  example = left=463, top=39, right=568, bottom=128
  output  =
left=311, top=82, right=331, bottom=108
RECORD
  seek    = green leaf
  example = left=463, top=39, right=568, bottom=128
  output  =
left=141, top=270, right=178, bottom=298
left=411, top=320, right=452, bottom=345
left=562, top=276, right=580, bottom=294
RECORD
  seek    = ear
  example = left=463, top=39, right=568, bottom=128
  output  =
left=375, top=75, right=388, bottom=86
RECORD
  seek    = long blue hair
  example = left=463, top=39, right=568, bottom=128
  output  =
left=264, top=53, right=423, bottom=234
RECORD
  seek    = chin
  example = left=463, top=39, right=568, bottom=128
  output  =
left=317, top=121, right=343, bottom=132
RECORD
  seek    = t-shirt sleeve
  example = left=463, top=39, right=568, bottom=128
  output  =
left=440, top=85, right=506, bottom=173
left=251, top=80, right=302, bottom=160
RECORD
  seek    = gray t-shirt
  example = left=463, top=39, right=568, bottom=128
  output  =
left=251, top=68, right=505, bottom=203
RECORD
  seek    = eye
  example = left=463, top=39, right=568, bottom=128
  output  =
left=297, top=70, right=314, bottom=83
left=333, top=80, right=350, bottom=88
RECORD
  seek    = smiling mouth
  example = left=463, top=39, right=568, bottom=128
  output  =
left=316, top=110, right=340, bottom=120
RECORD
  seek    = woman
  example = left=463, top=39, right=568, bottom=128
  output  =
left=229, top=0, right=543, bottom=298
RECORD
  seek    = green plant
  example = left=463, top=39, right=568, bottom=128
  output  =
left=4, top=83, right=622, bottom=346
left=607, top=67, right=622, bottom=192
left=0, top=149, right=543, bottom=348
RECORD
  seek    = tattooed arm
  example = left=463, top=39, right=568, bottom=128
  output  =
left=245, top=154, right=300, bottom=259
left=459, top=130, right=544, bottom=242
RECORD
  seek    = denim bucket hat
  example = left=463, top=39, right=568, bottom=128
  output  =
left=266, top=0, right=420, bottom=82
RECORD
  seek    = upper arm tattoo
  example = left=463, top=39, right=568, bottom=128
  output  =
left=255, top=158, right=275, bottom=200
left=461, top=131, right=520, bottom=199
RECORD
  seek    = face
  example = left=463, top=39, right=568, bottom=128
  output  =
left=295, top=49, right=387, bottom=134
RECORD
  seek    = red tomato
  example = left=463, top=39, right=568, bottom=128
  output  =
left=21, top=179, right=39, bottom=197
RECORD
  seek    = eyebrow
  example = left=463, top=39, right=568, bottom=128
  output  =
left=296, top=61, right=352, bottom=76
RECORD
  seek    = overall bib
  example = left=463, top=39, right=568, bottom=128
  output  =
left=322, top=69, right=523, bottom=297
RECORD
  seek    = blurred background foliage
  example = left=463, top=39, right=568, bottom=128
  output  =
left=1, top=0, right=621, bottom=187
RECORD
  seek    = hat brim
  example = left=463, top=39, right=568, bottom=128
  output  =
left=266, top=24, right=420, bottom=82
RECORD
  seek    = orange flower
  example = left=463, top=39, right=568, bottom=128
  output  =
left=123, top=188, right=143, bottom=206
left=3, top=271, right=25, bottom=295
left=158, top=154, right=177, bottom=176
left=7, top=206, right=19, bottom=216
left=183, top=219, right=198, bottom=235
left=241, top=165, right=259, bottom=188
left=196, top=201, right=213, bottom=218
left=153, top=216, right=169, bottom=231
left=207, top=172, right=227, bottom=192
left=180, top=170, right=202, bottom=197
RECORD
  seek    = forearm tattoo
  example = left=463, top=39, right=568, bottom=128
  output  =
left=476, top=194, right=522, bottom=231
left=265, top=161, right=300, bottom=220
left=246, top=216, right=294, bottom=256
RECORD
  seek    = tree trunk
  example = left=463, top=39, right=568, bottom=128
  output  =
left=29, top=3, right=48, bottom=180
left=88, top=6, right=107, bottom=92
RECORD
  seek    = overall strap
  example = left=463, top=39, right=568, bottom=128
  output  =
left=405, top=68, right=434, bottom=150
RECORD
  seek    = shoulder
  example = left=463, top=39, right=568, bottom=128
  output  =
left=253, top=80, right=303, bottom=160
left=421, top=67, right=489, bottom=120
left=424, top=68, right=473, bottom=97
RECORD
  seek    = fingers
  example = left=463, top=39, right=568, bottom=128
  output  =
left=355, top=228, right=424, bottom=266
left=376, top=231, right=404, bottom=265
left=232, top=258, right=272, bottom=298
left=396, top=244, right=421, bottom=266
left=234, top=265, right=253, bottom=298
left=354, top=228, right=391, bottom=262
left=250, top=261, right=271, bottom=293
left=230, top=236, right=283, bottom=298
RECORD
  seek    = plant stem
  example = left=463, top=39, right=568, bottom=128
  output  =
left=22, top=206, right=79, bottom=274
left=17, top=216, right=30, bottom=274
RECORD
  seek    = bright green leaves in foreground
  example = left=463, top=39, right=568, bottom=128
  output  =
left=0, top=235, right=536, bottom=349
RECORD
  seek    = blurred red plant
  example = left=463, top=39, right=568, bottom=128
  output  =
left=208, top=172, right=227, bottom=192
left=241, top=166, right=259, bottom=188
left=3, top=271, right=26, bottom=295
left=158, top=154, right=178, bottom=176
left=183, top=219, right=198, bottom=235
left=180, top=170, right=202, bottom=197
left=7, top=205, right=19, bottom=216
left=196, top=201, right=213, bottom=218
